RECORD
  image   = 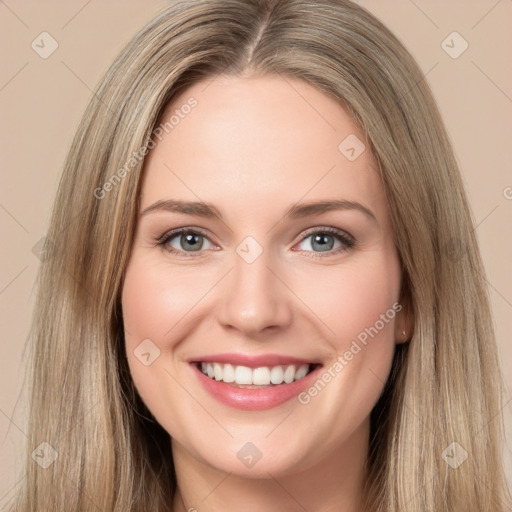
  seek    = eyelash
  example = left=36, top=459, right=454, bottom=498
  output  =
left=156, top=226, right=356, bottom=258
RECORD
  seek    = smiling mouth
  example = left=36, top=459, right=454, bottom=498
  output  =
left=196, top=362, right=317, bottom=388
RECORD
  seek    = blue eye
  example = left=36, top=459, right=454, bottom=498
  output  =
left=157, top=226, right=355, bottom=257
left=159, top=229, right=214, bottom=254
left=294, top=227, right=355, bottom=256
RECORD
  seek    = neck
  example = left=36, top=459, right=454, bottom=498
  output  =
left=171, top=419, right=370, bottom=512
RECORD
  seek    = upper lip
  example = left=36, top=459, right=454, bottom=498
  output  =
left=188, top=353, right=322, bottom=368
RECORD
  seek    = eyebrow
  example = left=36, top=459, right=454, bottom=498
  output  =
left=140, top=198, right=377, bottom=223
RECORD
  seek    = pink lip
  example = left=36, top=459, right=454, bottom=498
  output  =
left=187, top=352, right=319, bottom=368
left=190, top=362, right=323, bottom=411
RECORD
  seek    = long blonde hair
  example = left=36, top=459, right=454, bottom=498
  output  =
left=11, top=0, right=511, bottom=510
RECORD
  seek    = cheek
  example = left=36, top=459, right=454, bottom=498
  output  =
left=121, top=257, right=206, bottom=343
left=295, top=253, right=402, bottom=353
left=120, top=258, right=188, bottom=387
left=120, top=258, right=199, bottom=432
left=290, top=253, right=401, bottom=440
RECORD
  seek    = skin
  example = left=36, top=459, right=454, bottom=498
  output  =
left=121, top=74, right=413, bottom=512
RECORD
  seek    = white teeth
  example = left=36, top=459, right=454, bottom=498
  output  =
left=270, top=365, right=284, bottom=384
left=213, top=363, right=223, bottom=381
left=234, top=365, right=253, bottom=384
left=223, top=363, right=235, bottom=383
left=294, top=364, right=309, bottom=381
left=283, top=365, right=295, bottom=383
left=199, top=362, right=311, bottom=385
left=252, top=367, right=271, bottom=385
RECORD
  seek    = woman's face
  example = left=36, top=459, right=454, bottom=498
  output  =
left=121, top=74, right=410, bottom=477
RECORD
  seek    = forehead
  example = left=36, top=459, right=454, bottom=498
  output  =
left=140, top=74, right=387, bottom=224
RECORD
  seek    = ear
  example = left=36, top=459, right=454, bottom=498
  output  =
left=394, top=286, right=414, bottom=344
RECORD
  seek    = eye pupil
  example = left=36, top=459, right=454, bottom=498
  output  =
left=181, top=233, right=203, bottom=251
left=312, top=233, right=334, bottom=252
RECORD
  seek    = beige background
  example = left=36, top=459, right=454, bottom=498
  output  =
left=1, top=0, right=511, bottom=505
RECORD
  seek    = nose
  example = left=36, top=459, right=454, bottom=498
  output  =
left=216, top=248, right=293, bottom=336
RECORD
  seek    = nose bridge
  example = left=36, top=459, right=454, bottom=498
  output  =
left=217, top=239, right=293, bottom=333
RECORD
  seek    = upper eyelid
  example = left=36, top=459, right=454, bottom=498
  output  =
left=158, top=226, right=211, bottom=243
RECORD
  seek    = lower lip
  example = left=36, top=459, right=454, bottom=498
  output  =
left=191, top=363, right=322, bottom=410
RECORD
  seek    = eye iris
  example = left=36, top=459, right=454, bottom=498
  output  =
left=312, top=233, right=334, bottom=252
left=181, top=233, right=203, bottom=251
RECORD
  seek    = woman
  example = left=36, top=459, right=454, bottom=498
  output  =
left=11, top=0, right=511, bottom=510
